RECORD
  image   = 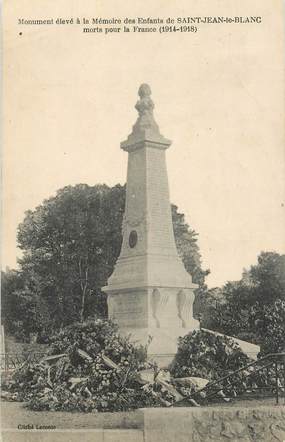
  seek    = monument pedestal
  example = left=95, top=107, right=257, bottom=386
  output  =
left=107, top=286, right=199, bottom=365
left=103, top=84, right=199, bottom=365
left=119, top=326, right=199, bottom=367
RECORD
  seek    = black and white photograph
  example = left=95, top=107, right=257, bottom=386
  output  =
left=1, top=1, right=285, bottom=441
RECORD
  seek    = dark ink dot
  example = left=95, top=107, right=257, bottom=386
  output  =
left=19, top=32, right=22, bottom=36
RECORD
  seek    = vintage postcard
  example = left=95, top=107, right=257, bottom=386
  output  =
left=2, top=0, right=285, bottom=441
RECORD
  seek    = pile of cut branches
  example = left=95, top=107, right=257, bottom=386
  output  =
left=3, top=324, right=276, bottom=411
left=3, top=320, right=193, bottom=411
left=169, top=330, right=278, bottom=401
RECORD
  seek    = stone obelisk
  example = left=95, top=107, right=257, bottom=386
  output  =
left=103, top=84, right=199, bottom=365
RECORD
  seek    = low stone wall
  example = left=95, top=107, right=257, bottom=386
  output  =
left=143, top=406, right=285, bottom=442
left=2, top=405, right=285, bottom=442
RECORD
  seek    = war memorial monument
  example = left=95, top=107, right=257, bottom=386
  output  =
left=103, top=84, right=199, bottom=364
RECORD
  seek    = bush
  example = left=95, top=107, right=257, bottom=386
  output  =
left=170, top=330, right=251, bottom=380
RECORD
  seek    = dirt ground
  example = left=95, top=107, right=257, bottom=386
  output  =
left=1, top=397, right=282, bottom=430
left=1, top=402, right=143, bottom=430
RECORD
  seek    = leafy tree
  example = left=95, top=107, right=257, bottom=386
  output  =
left=4, top=183, right=207, bottom=337
left=1, top=270, right=24, bottom=334
left=1, top=269, right=50, bottom=341
left=243, top=252, right=285, bottom=304
left=171, top=205, right=209, bottom=289
left=204, top=252, right=285, bottom=350
left=17, top=184, right=125, bottom=328
left=171, top=205, right=210, bottom=318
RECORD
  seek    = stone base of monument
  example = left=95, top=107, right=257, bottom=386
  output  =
left=106, top=286, right=200, bottom=367
left=107, top=290, right=260, bottom=366
left=118, top=322, right=200, bottom=367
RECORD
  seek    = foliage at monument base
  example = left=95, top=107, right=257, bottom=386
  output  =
left=170, top=330, right=251, bottom=379
left=169, top=330, right=277, bottom=400
left=3, top=323, right=277, bottom=412
left=3, top=320, right=177, bottom=411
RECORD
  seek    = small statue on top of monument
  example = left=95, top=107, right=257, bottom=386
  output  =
left=135, top=84, right=154, bottom=116
left=133, top=83, right=160, bottom=134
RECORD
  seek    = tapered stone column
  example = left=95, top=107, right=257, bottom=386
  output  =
left=103, top=84, right=199, bottom=366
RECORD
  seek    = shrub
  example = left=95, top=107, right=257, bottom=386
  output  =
left=170, top=330, right=251, bottom=380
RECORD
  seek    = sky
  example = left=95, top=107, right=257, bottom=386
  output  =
left=2, top=0, right=285, bottom=288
